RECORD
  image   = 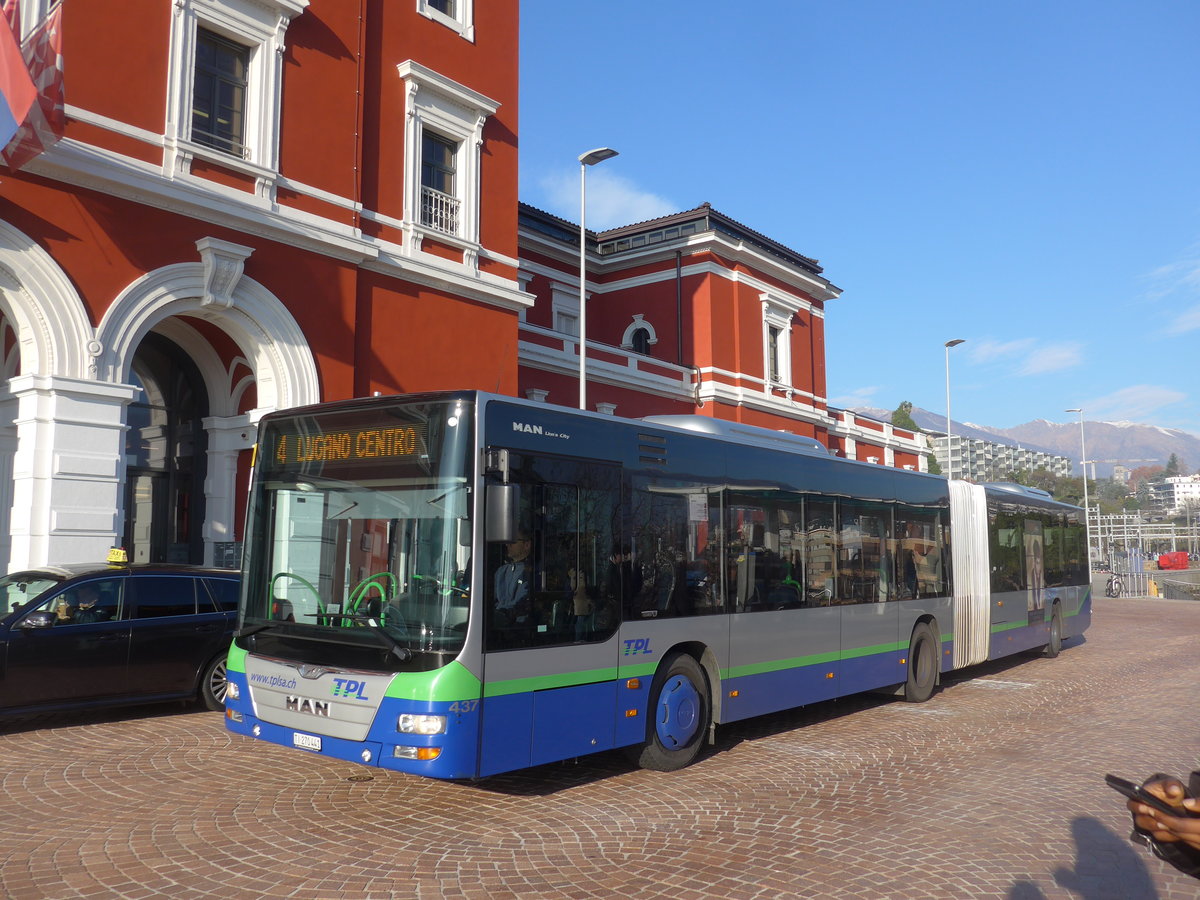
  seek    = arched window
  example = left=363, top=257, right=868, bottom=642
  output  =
left=621, top=315, right=658, bottom=355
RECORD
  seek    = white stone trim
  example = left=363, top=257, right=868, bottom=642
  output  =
left=0, top=220, right=93, bottom=379
left=4, top=375, right=139, bottom=568
left=93, top=243, right=319, bottom=414
left=25, top=138, right=530, bottom=311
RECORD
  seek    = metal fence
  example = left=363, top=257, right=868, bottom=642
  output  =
left=1153, top=570, right=1200, bottom=602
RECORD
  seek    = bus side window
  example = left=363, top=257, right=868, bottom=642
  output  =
left=804, top=499, right=836, bottom=606
left=629, top=479, right=720, bottom=619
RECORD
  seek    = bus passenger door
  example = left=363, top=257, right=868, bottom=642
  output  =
left=479, top=455, right=621, bottom=775
left=837, top=501, right=901, bottom=695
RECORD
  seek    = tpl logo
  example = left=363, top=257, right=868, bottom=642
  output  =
left=623, top=638, right=652, bottom=656
left=331, top=678, right=370, bottom=700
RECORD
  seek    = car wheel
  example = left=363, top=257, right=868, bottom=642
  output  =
left=200, top=653, right=229, bottom=711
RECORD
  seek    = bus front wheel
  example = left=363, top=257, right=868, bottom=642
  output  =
left=632, top=652, right=711, bottom=772
left=903, top=623, right=938, bottom=703
left=1044, top=604, right=1063, bottom=658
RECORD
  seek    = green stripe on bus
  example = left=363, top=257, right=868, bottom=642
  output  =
left=991, top=619, right=1027, bottom=633
left=384, top=660, right=481, bottom=702
left=723, top=641, right=904, bottom=681
left=483, top=666, right=620, bottom=698
left=227, top=643, right=247, bottom=673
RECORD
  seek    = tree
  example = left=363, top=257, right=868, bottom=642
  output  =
left=891, top=401, right=920, bottom=433
left=1164, top=454, right=1182, bottom=478
left=926, top=454, right=942, bottom=476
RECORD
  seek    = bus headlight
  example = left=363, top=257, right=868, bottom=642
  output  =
left=227, top=682, right=241, bottom=701
left=397, top=713, right=446, bottom=735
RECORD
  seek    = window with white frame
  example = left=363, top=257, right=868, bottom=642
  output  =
left=398, top=60, right=499, bottom=247
left=761, top=297, right=793, bottom=387
left=417, top=0, right=475, bottom=41
left=550, top=283, right=579, bottom=336
left=620, top=314, right=659, bottom=355
left=420, top=130, right=460, bottom=234
left=192, top=29, right=251, bottom=158
left=165, top=0, right=308, bottom=174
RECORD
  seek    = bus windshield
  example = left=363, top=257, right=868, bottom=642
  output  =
left=241, top=398, right=473, bottom=660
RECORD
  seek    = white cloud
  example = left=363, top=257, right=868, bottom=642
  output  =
left=969, top=337, right=1082, bottom=376
left=1178, top=304, right=1200, bottom=334
left=829, top=386, right=880, bottom=407
left=1143, top=247, right=1200, bottom=335
left=1018, top=341, right=1083, bottom=375
left=1145, top=253, right=1200, bottom=301
left=1085, top=385, right=1187, bottom=422
left=538, top=169, right=677, bottom=231
left=969, top=338, right=1034, bottom=364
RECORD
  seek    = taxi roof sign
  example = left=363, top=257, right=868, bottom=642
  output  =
left=106, top=547, right=128, bottom=565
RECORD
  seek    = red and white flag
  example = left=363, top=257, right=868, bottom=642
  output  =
left=1, top=1, right=63, bottom=171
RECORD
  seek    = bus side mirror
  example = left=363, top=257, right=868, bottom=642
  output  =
left=486, top=484, right=519, bottom=543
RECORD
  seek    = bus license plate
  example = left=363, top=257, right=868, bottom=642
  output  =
left=293, top=732, right=322, bottom=752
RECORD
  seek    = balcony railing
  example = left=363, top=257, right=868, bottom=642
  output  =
left=421, top=185, right=460, bottom=236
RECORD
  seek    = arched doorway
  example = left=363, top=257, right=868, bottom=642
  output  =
left=123, top=333, right=208, bottom=564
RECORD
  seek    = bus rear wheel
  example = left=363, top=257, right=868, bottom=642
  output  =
left=903, top=623, right=938, bottom=703
left=632, top=652, right=710, bottom=772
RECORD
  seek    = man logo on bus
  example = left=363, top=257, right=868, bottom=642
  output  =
left=331, top=678, right=370, bottom=700
left=623, top=638, right=652, bottom=656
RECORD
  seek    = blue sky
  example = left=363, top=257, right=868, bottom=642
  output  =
left=519, top=1, right=1200, bottom=435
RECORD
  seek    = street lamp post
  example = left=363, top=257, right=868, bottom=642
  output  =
left=1066, top=407, right=1091, bottom=570
left=578, top=147, right=619, bottom=410
left=944, top=339, right=965, bottom=481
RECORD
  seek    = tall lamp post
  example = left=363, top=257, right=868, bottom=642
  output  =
left=944, top=339, right=965, bottom=480
left=1066, top=407, right=1090, bottom=570
left=578, top=147, right=619, bottom=410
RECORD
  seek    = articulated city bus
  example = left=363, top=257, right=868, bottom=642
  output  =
left=224, top=391, right=1090, bottom=778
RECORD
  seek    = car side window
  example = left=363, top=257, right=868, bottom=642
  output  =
left=201, top=577, right=239, bottom=613
left=43, top=579, right=123, bottom=626
left=130, top=576, right=198, bottom=619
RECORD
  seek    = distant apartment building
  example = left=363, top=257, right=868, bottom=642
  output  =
left=930, top=433, right=1071, bottom=482
left=1149, top=475, right=1200, bottom=515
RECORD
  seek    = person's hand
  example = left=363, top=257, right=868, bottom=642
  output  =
left=1129, top=778, right=1200, bottom=851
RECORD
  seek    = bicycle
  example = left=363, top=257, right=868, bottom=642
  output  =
left=1105, top=572, right=1125, bottom=598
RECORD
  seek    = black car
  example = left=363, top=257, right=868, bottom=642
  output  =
left=0, top=564, right=239, bottom=716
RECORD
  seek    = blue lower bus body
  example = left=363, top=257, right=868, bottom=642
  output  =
left=225, top=586, right=1089, bottom=779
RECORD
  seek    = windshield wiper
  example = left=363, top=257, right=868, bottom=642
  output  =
left=323, top=613, right=413, bottom=662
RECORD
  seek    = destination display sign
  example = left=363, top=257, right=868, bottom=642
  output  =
left=268, top=422, right=429, bottom=471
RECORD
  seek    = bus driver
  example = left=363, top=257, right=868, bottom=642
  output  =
left=494, top=532, right=532, bottom=625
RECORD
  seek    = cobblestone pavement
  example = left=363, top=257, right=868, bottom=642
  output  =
left=3, top=595, right=1199, bottom=900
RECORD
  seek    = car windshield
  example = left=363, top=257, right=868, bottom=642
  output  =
left=242, top=399, right=473, bottom=658
left=0, top=572, right=63, bottom=616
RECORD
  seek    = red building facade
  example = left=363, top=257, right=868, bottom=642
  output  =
left=0, top=0, right=523, bottom=569
left=516, top=203, right=926, bottom=471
